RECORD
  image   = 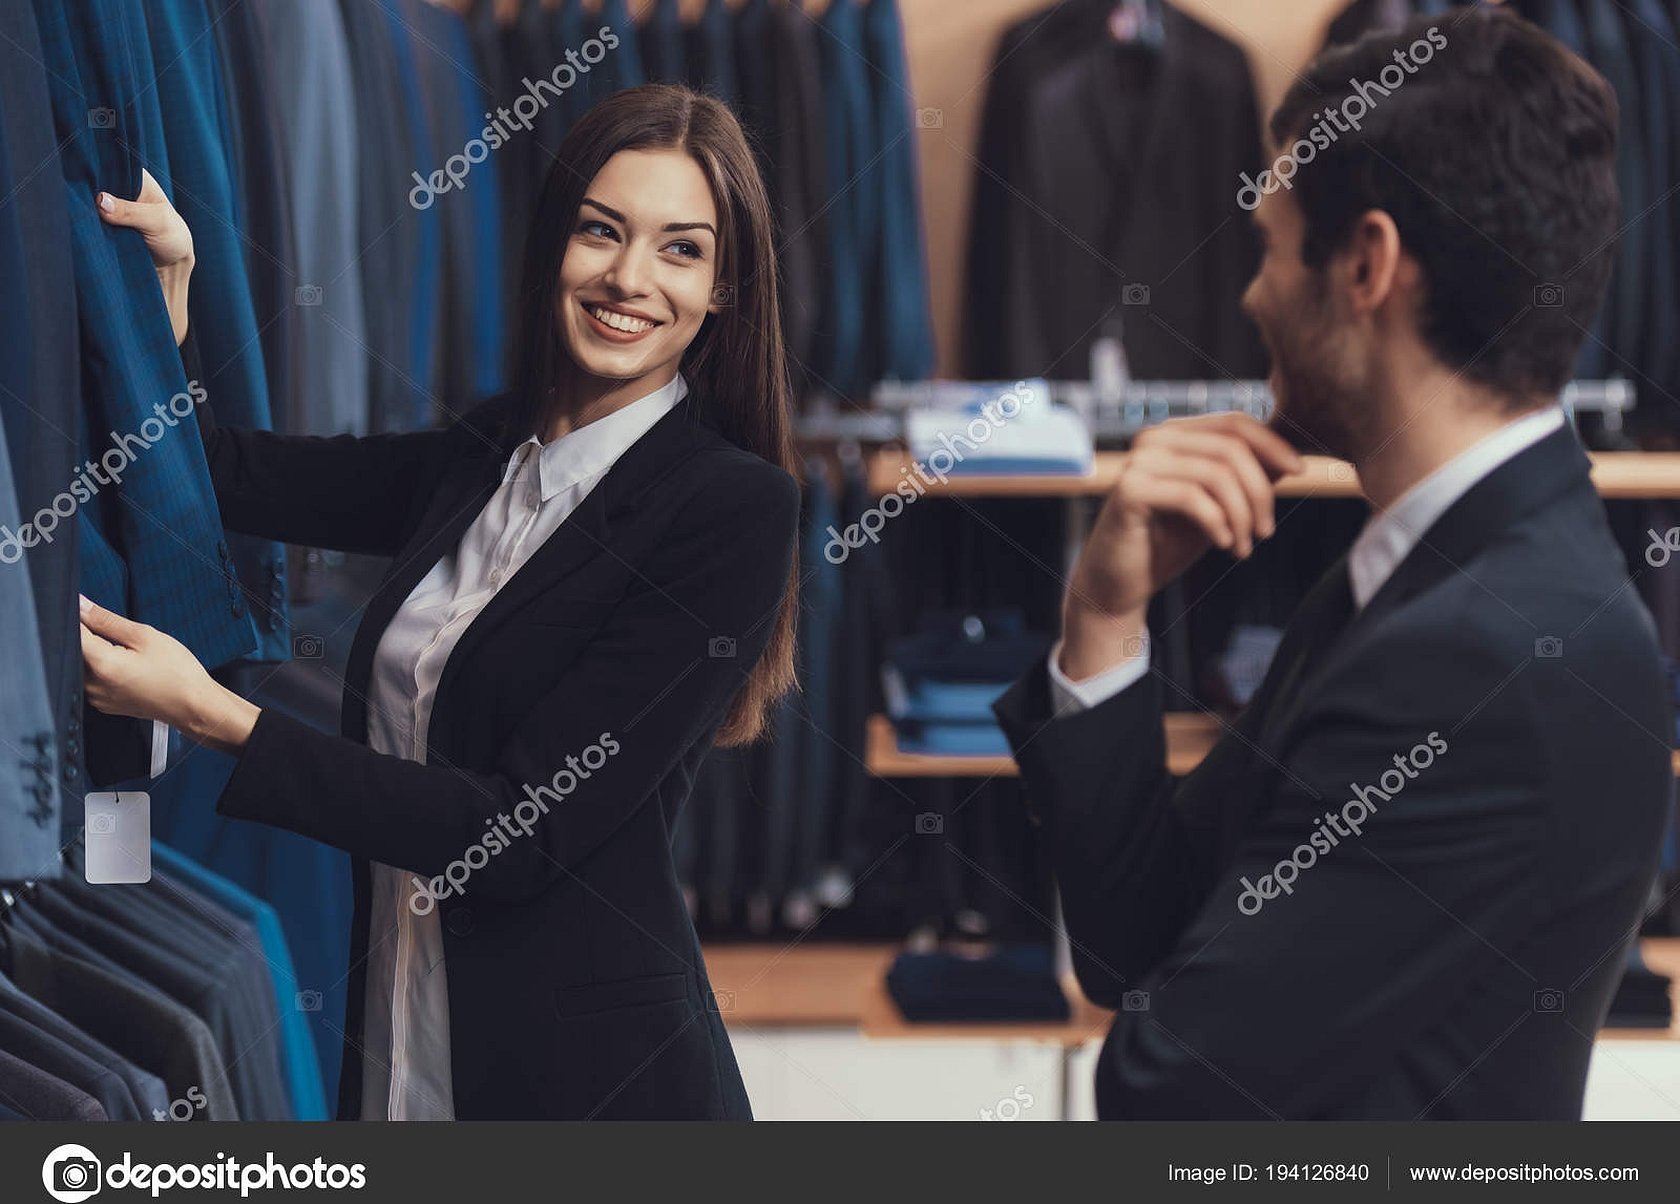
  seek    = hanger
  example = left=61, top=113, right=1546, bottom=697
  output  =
left=1109, top=0, right=1164, bottom=46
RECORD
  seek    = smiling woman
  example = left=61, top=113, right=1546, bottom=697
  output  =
left=81, top=84, right=800, bottom=1122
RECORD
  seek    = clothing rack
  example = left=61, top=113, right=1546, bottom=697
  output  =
left=859, top=377, right=1638, bottom=437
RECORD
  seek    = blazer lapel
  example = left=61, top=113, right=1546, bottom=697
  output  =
left=338, top=396, right=713, bottom=744
left=1249, top=552, right=1355, bottom=752
left=1345, top=422, right=1593, bottom=640
left=339, top=453, right=502, bottom=744
left=1251, top=421, right=1594, bottom=767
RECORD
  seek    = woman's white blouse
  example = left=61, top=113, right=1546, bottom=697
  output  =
left=358, top=373, right=687, bottom=1120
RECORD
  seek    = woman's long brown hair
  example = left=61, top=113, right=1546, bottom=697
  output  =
left=508, top=84, right=798, bottom=746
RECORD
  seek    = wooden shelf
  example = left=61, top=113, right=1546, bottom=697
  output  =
left=703, top=939, right=1680, bottom=1043
left=867, top=449, right=1680, bottom=500
left=700, top=943, right=893, bottom=1028
left=867, top=712, right=1221, bottom=779
left=1589, top=936, right=1680, bottom=1041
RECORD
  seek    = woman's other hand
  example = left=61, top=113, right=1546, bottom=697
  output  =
left=80, top=594, right=260, bottom=755
left=96, top=168, right=194, bottom=345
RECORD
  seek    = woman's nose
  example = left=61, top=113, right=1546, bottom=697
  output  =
left=603, top=245, right=652, bottom=296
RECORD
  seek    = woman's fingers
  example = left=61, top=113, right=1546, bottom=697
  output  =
left=79, top=594, right=146, bottom=651
left=135, top=167, right=168, bottom=204
left=95, top=187, right=159, bottom=234
left=95, top=168, right=193, bottom=268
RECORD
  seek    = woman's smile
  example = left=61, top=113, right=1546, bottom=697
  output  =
left=580, top=299, right=662, bottom=343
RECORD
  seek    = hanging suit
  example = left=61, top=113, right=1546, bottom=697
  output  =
left=1577, top=0, right=1648, bottom=380
left=250, top=0, right=370, bottom=437
left=0, top=410, right=59, bottom=882
left=862, top=0, right=937, bottom=383
left=1622, top=0, right=1680, bottom=417
left=642, top=0, right=689, bottom=83
left=0, top=0, right=86, bottom=825
left=380, top=0, right=447, bottom=430
left=26, top=0, right=257, bottom=677
left=203, top=0, right=297, bottom=436
left=335, top=0, right=423, bottom=435
left=688, top=0, right=740, bottom=107
left=815, top=0, right=875, bottom=398
left=143, top=0, right=291, bottom=657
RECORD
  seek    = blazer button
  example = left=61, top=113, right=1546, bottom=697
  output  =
left=62, top=763, right=79, bottom=784
left=446, top=907, right=473, bottom=936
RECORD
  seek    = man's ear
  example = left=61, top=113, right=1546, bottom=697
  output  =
left=1345, top=208, right=1404, bottom=314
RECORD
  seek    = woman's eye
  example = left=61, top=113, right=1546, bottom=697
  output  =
left=666, top=240, right=702, bottom=260
left=579, top=220, right=616, bottom=239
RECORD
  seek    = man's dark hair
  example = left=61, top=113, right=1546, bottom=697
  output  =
left=1270, top=7, right=1618, bottom=400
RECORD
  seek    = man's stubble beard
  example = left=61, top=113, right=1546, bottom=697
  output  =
left=1262, top=280, right=1371, bottom=462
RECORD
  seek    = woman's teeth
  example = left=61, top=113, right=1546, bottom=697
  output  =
left=587, top=305, right=655, bottom=334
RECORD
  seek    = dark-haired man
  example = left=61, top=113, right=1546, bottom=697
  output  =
left=994, top=6, right=1672, bottom=1120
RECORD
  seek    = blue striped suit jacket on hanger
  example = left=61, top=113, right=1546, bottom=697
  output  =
left=29, top=0, right=258, bottom=671
left=143, top=0, right=291, bottom=661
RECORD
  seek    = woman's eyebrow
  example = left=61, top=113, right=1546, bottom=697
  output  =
left=580, top=197, right=714, bottom=237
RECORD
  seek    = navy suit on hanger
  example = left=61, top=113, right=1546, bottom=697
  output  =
left=863, top=0, right=936, bottom=384
left=144, top=0, right=291, bottom=658
left=1577, top=0, right=1648, bottom=380
left=817, top=0, right=875, bottom=398
left=26, top=0, right=258, bottom=671
left=0, top=0, right=85, bottom=824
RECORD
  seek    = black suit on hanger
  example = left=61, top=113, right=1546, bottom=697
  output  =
left=995, top=425, right=1672, bottom=1118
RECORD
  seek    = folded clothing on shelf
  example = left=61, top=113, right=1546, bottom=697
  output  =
left=886, top=943, right=1070, bottom=1023
left=1606, top=955, right=1674, bottom=1031
left=903, top=379, right=1091, bottom=476
left=883, top=610, right=1050, bottom=756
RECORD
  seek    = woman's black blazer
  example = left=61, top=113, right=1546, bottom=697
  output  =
left=191, top=375, right=798, bottom=1120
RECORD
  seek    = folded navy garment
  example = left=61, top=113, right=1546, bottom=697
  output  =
left=1606, top=966, right=1674, bottom=1029
left=886, top=678, right=1011, bottom=724
left=887, top=609, right=1051, bottom=686
left=885, top=944, right=1070, bottom=1023
left=884, top=611, right=1050, bottom=756
left=889, top=718, right=1012, bottom=758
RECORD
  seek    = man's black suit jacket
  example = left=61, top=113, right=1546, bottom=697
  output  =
left=191, top=375, right=798, bottom=1120
left=994, top=423, right=1673, bottom=1119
